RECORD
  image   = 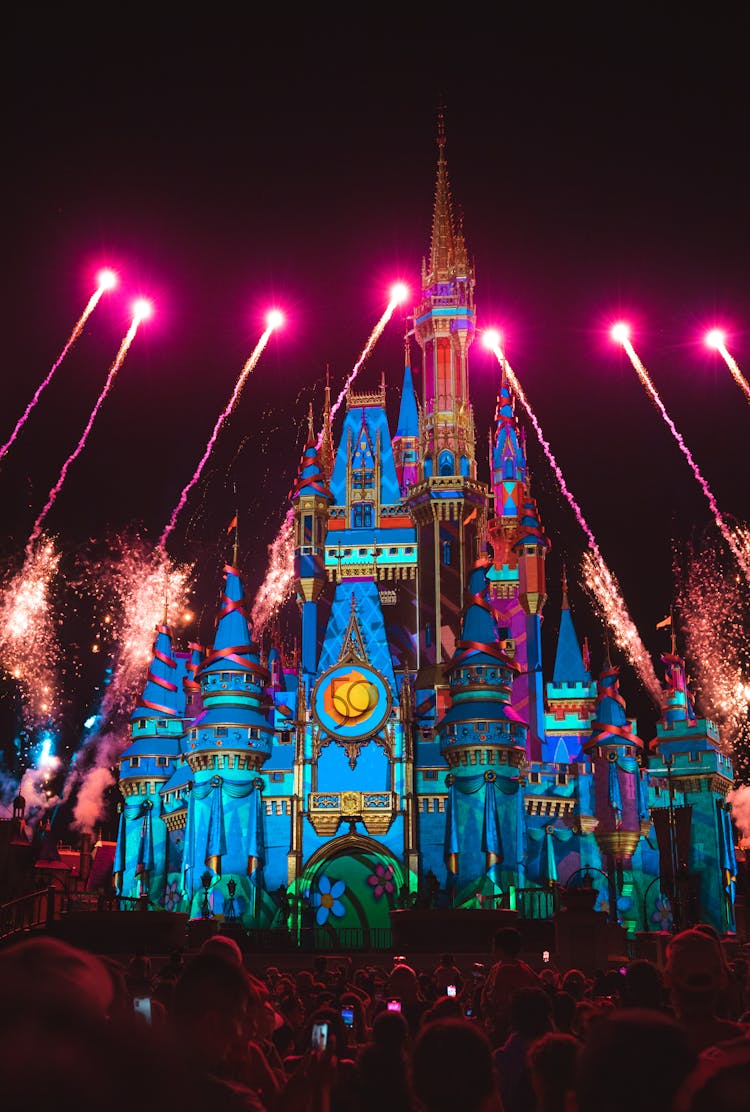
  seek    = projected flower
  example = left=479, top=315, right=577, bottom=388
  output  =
left=311, top=875, right=346, bottom=925
left=163, top=878, right=180, bottom=912
left=651, top=897, right=673, bottom=930
left=367, top=862, right=395, bottom=900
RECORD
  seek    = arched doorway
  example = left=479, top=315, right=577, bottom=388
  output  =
left=300, top=834, right=405, bottom=949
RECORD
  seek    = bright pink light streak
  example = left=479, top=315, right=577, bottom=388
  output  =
left=321, top=290, right=407, bottom=441
left=486, top=336, right=662, bottom=704
left=26, top=313, right=143, bottom=556
left=0, top=273, right=116, bottom=466
left=159, top=321, right=277, bottom=549
left=616, top=333, right=750, bottom=583
left=706, top=332, right=750, bottom=404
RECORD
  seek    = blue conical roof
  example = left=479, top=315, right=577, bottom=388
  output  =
left=131, top=623, right=181, bottom=719
left=588, top=660, right=641, bottom=747
left=198, top=565, right=260, bottom=677
left=290, top=418, right=332, bottom=502
left=553, top=576, right=590, bottom=684
left=492, top=375, right=526, bottom=490
left=396, top=364, right=419, bottom=438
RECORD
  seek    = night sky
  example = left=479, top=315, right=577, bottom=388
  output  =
left=7, top=10, right=750, bottom=763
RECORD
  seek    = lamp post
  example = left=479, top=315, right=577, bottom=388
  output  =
left=200, top=870, right=212, bottom=919
left=225, top=878, right=238, bottom=922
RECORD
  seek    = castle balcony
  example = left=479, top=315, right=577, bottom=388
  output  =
left=308, top=790, right=396, bottom=837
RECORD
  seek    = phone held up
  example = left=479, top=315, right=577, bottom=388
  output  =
left=446, top=984, right=457, bottom=997
left=386, top=997, right=402, bottom=1013
left=311, top=1021, right=328, bottom=1052
left=133, top=996, right=152, bottom=1024
left=341, top=1005, right=354, bottom=1029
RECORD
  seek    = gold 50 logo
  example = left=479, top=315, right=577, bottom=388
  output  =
left=323, top=669, right=379, bottom=726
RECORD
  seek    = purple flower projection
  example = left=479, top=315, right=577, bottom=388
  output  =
left=367, top=861, right=395, bottom=900
left=311, top=874, right=346, bottom=925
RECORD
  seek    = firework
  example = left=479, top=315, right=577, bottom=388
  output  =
left=0, top=269, right=118, bottom=466
left=158, top=309, right=284, bottom=550
left=25, top=304, right=149, bottom=555
left=483, top=331, right=662, bottom=703
left=612, top=324, right=750, bottom=585
left=322, top=283, right=409, bottom=438
left=0, top=539, right=61, bottom=726
left=63, top=533, right=193, bottom=831
left=706, top=329, right=750, bottom=404
left=250, top=508, right=295, bottom=634
left=676, top=530, right=750, bottom=769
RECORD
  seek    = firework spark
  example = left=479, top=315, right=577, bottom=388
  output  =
left=250, top=508, right=295, bottom=634
left=612, top=324, right=750, bottom=585
left=63, top=533, right=193, bottom=831
left=0, top=269, right=118, bottom=466
left=26, top=307, right=147, bottom=555
left=321, top=283, right=409, bottom=439
left=676, top=529, right=750, bottom=769
left=0, top=539, right=61, bottom=726
left=706, top=329, right=750, bottom=404
left=483, top=332, right=662, bottom=703
left=159, top=310, right=284, bottom=550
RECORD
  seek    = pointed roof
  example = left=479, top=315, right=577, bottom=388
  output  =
left=660, top=651, right=697, bottom=727
left=198, top=564, right=262, bottom=678
left=131, top=622, right=181, bottom=720
left=319, top=369, right=335, bottom=479
left=492, top=371, right=526, bottom=491
left=396, top=361, right=419, bottom=439
left=290, top=407, right=332, bottom=502
left=586, top=660, right=642, bottom=749
left=552, top=569, right=591, bottom=684
left=317, top=580, right=397, bottom=694
left=512, top=491, right=550, bottom=552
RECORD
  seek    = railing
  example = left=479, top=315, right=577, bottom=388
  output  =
left=516, top=887, right=559, bottom=920
left=0, top=888, right=56, bottom=942
left=248, top=925, right=393, bottom=952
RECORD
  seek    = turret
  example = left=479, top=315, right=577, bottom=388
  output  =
left=291, top=405, right=333, bottom=675
left=511, top=490, right=550, bottom=757
left=584, top=653, right=647, bottom=917
left=648, top=649, right=736, bottom=933
left=181, top=561, right=273, bottom=919
left=116, top=620, right=184, bottom=899
left=436, top=558, right=527, bottom=903
left=392, top=342, right=420, bottom=496
left=544, top=569, right=596, bottom=763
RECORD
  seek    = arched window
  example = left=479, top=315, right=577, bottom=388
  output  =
left=439, top=450, right=454, bottom=476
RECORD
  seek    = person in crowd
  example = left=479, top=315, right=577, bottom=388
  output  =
left=527, top=1032, right=579, bottom=1112
left=356, top=1010, right=414, bottom=1112
left=665, top=928, right=748, bottom=1052
left=620, top=958, right=668, bottom=1012
left=574, top=1009, right=696, bottom=1112
left=493, top=987, right=553, bottom=1112
left=480, top=928, right=539, bottom=1047
left=433, top=952, right=464, bottom=997
left=675, top=1035, right=750, bottom=1112
left=559, top=968, right=586, bottom=1001
left=412, top=1017, right=504, bottom=1112
left=382, top=962, right=430, bottom=1035
left=551, top=990, right=578, bottom=1035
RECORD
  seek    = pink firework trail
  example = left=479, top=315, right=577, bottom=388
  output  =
left=319, top=284, right=409, bottom=443
left=26, top=308, right=146, bottom=556
left=252, top=288, right=408, bottom=634
left=159, top=314, right=283, bottom=550
left=0, top=269, right=117, bottom=466
left=485, top=336, right=661, bottom=703
left=706, top=330, right=750, bottom=404
left=615, top=328, right=750, bottom=585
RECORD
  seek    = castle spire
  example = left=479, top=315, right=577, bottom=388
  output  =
left=552, top=566, right=590, bottom=684
left=132, top=620, right=180, bottom=720
left=319, top=367, right=334, bottom=480
left=393, top=337, right=420, bottom=495
left=428, top=107, right=456, bottom=283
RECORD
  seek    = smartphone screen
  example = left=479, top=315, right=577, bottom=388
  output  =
left=311, top=1022, right=328, bottom=1051
left=341, top=1005, right=354, bottom=1028
left=133, top=996, right=152, bottom=1024
left=387, top=998, right=401, bottom=1013
left=446, top=984, right=457, bottom=997
left=542, top=950, right=550, bottom=963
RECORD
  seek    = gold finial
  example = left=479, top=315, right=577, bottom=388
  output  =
left=561, top=564, right=569, bottom=609
left=307, top=401, right=315, bottom=442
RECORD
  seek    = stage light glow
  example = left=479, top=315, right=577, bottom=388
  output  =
left=705, top=328, right=726, bottom=350
left=132, top=298, right=153, bottom=321
left=611, top=322, right=630, bottom=344
left=267, top=309, right=284, bottom=330
left=482, top=329, right=502, bottom=350
left=390, top=282, right=409, bottom=305
left=96, top=269, right=118, bottom=291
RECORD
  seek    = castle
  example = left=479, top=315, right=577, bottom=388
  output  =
left=114, top=127, right=737, bottom=941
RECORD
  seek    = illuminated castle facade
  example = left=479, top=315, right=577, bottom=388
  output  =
left=115, top=128, right=737, bottom=939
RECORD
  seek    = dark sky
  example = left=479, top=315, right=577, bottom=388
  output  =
left=7, top=9, right=750, bottom=744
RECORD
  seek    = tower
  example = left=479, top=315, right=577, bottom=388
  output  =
left=544, top=570, right=596, bottom=764
left=407, top=119, right=488, bottom=667
left=648, top=650, right=736, bottom=933
left=182, top=560, right=273, bottom=919
left=435, top=558, right=527, bottom=904
left=392, top=340, right=420, bottom=496
left=291, top=405, right=333, bottom=676
left=116, top=620, right=184, bottom=901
